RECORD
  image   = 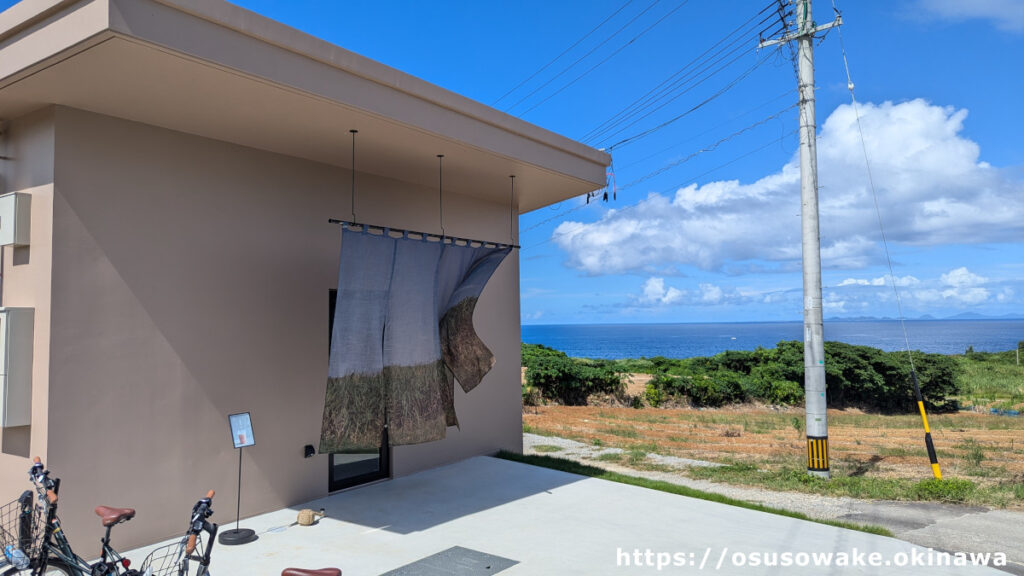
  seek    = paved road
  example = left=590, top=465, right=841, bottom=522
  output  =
left=525, top=433, right=1024, bottom=575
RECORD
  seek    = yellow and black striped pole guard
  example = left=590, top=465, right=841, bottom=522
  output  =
left=807, top=435, right=829, bottom=472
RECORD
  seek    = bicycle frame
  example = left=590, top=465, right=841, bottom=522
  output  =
left=29, top=476, right=130, bottom=576
left=23, top=462, right=217, bottom=576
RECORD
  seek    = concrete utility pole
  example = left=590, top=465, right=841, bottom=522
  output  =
left=760, top=0, right=841, bottom=478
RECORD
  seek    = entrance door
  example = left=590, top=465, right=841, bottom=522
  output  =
left=328, top=290, right=390, bottom=491
left=329, top=431, right=389, bottom=490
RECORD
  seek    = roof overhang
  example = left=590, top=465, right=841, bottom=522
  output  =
left=0, top=0, right=611, bottom=212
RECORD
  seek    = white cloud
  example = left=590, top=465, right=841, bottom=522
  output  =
left=521, top=310, right=545, bottom=322
left=834, top=267, right=1001, bottom=308
left=837, top=275, right=919, bottom=287
left=912, top=267, right=991, bottom=305
left=823, top=292, right=847, bottom=313
left=627, top=267, right=1019, bottom=314
left=997, top=287, right=1014, bottom=303
left=917, top=0, right=1024, bottom=32
left=634, top=277, right=786, bottom=308
left=838, top=277, right=885, bottom=287
left=554, top=100, right=1024, bottom=275
left=639, top=277, right=685, bottom=305
left=940, top=267, right=987, bottom=287
left=699, top=283, right=723, bottom=304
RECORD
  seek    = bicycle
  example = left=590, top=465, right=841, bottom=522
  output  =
left=133, top=492, right=216, bottom=576
left=1, top=458, right=217, bottom=576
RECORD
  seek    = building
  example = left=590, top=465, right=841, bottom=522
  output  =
left=0, top=0, right=609, bottom=547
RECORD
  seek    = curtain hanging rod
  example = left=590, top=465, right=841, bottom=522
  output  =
left=328, top=218, right=519, bottom=250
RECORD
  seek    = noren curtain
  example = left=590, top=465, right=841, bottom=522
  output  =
left=319, top=227, right=511, bottom=452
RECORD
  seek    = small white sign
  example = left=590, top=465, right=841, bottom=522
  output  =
left=229, top=412, right=255, bottom=448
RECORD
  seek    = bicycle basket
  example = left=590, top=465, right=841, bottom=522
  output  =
left=139, top=534, right=203, bottom=576
left=0, top=494, right=46, bottom=561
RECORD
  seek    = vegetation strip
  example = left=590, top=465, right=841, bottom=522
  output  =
left=523, top=408, right=1024, bottom=508
left=522, top=342, right=1024, bottom=412
left=495, top=451, right=894, bottom=537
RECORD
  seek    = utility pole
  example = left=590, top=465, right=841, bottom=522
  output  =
left=760, top=0, right=841, bottom=478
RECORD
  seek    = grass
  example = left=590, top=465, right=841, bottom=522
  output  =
left=496, top=451, right=893, bottom=537
left=959, top=439, right=986, bottom=467
left=599, top=426, right=640, bottom=438
left=956, top=350, right=1024, bottom=404
left=523, top=404, right=1024, bottom=508
left=626, top=448, right=648, bottom=465
left=686, top=458, right=1022, bottom=508
left=533, top=444, right=564, bottom=453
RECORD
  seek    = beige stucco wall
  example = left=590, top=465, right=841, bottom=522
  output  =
left=0, top=107, right=54, bottom=481
left=31, top=106, right=522, bottom=548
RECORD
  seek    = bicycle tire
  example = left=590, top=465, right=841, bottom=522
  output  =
left=2, top=558, right=77, bottom=576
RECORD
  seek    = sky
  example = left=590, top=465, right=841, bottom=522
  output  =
left=7, top=0, right=1019, bottom=324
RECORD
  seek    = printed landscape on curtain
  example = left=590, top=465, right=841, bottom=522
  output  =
left=319, top=227, right=511, bottom=452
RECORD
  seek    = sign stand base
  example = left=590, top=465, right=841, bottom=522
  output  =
left=218, top=527, right=257, bottom=546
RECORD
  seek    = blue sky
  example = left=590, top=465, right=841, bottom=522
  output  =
left=7, top=0, right=1019, bottom=323
left=210, top=1, right=1024, bottom=324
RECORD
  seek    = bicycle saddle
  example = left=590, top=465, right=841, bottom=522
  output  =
left=94, top=505, right=136, bottom=527
left=281, top=569, right=341, bottom=576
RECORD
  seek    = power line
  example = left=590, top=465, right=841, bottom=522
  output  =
left=503, top=0, right=663, bottom=113
left=594, top=32, right=783, bottom=148
left=517, top=0, right=693, bottom=116
left=656, top=129, right=797, bottom=195
left=584, top=4, right=786, bottom=144
left=521, top=199, right=595, bottom=234
left=617, top=89, right=793, bottom=170
left=492, top=0, right=636, bottom=107
left=616, top=103, right=798, bottom=192
left=605, top=49, right=780, bottom=151
left=582, top=0, right=781, bottom=143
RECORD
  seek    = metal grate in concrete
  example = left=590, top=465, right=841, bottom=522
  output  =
left=379, top=546, right=518, bottom=575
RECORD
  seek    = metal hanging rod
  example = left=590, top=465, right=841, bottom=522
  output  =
left=328, top=219, right=519, bottom=250
left=333, top=134, right=519, bottom=249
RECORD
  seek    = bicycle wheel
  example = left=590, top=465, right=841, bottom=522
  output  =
left=2, top=558, right=77, bottom=576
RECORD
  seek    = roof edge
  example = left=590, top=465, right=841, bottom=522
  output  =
left=0, top=0, right=84, bottom=44
left=148, top=0, right=610, bottom=168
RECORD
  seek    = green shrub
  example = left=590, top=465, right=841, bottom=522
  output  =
left=911, top=478, right=976, bottom=502
left=522, top=344, right=622, bottom=405
left=743, top=362, right=803, bottom=405
left=685, top=378, right=723, bottom=407
left=678, top=370, right=746, bottom=407
left=523, top=340, right=962, bottom=414
left=645, top=382, right=665, bottom=407
left=768, top=379, right=804, bottom=405
left=713, top=349, right=759, bottom=374
left=819, top=342, right=960, bottom=413
left=521, top=382, right=541, bottom=406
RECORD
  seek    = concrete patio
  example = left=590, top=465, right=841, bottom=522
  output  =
left=127, top=456, right=1006, bottom=575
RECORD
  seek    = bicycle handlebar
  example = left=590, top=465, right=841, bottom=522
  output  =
left=185, top=490, right=216, bottom=555
left=30, top=456, right=58, bottom=504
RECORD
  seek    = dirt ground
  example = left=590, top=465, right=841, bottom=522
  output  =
left=522, top=403, right=1024, bottom=484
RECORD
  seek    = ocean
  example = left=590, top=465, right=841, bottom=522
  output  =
left=521, top=320, right=1024, bottom=359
